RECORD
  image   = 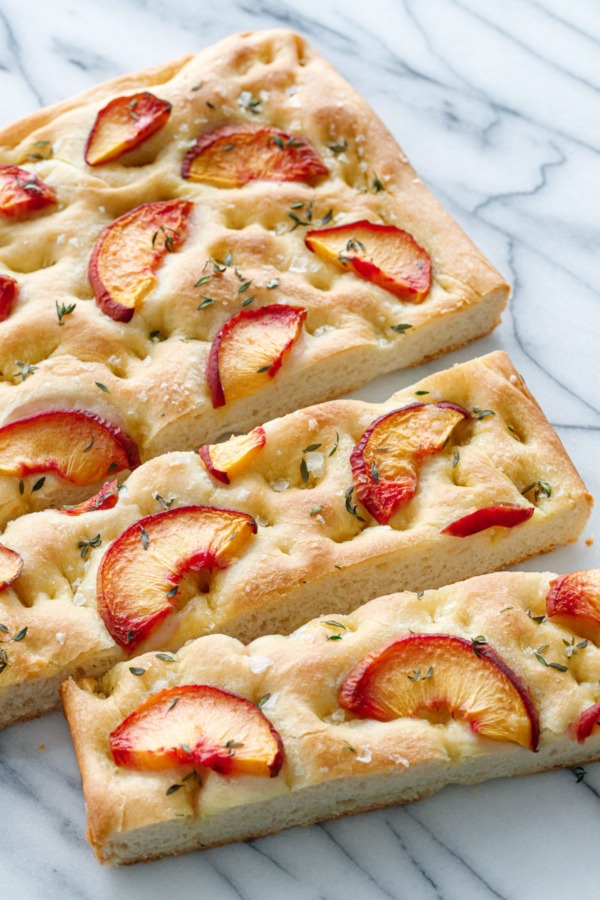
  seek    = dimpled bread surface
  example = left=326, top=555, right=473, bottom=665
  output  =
left=0, top=28, right=509, bottom=523
left=62, top=568, right=600, bottom=865
left=0, top=352, right=591, bottom=728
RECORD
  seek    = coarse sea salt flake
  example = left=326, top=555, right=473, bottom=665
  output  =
left=249, top=656, right=272, bottom=674
left=391, top=754, right=410, bottom=767
left=289, top=256, right=309, bottom=273
left=305, top=451, right=324, bottom=477
left=271, top=479, right=289, bottom=492
left=260, top=692, right=279, bottom=710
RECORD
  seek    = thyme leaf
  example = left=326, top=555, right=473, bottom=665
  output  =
left=344, top=485, right=365, bottom=522
left=56, top=301, right=76, bottom=325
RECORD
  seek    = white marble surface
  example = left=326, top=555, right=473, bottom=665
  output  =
left=0, top=1, right=598, bottom=897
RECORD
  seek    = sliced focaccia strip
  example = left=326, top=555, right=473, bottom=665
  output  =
left=0, top=352, right=591, bottom=727
left=62, top=567, right=600, bottom=866
left=0, top=29, right=509, bottom=497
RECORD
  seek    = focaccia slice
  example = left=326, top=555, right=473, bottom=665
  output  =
left=0, top=352, right=591, bottom=727
left=62, top=567, right=600, bottom=865
left=0, top=29, right=508, bottom=522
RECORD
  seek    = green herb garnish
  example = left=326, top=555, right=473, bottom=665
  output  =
left=56, top=301, right=76, bottom=326
left=77, top=533, right=102, bottom=558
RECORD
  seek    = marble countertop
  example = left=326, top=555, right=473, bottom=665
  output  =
left=0, top=1, right=598, bottom=897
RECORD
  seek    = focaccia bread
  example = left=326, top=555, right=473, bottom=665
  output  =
left=62, top=567, right=600, bottom=865
left=0, top=28, right=509, bottom=522
left=0, top=352, right=591, bottom=728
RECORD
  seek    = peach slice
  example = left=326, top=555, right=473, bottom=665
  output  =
left=305, top=220, right=431, bottom=303
left=199, top=427, right=266, bottom=485
left=89, top=199, right=192, bottom=322
left=110, top=684, right=284, bottom=776
left=442, top=504, right=534, bottom=537
left=339, top=633, right=538, bottom=749
left=84, top=92, right=172, bottom=166
left=181, top=124, right=328, bottom=187
left=97, top=505, right=257, bottom=650
left=546, top=570, right=600, bottom=643
left=575, top=701, right=600, bottom=743
left=0, top=165, right=57, bottom=218
left=0, top=410, right=139, bottom=486
left=0, top=544, right=24, bottom=591
left=207, top=305, right=306, bottom=409
left=62, top=479, right=119, bottom=516
left=350, top=402, right=468, bottom=524
left=0, top=275, right=18, bottom=323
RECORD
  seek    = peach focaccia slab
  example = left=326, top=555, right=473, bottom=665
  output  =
left=0, top=351, right=591, bottom=728
left=61, top=568, right=600, bottom=866
left=0, top=29, right=509, bottom=519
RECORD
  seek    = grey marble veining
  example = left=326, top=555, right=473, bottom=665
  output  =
left=0, top=1, right=598, bottom=897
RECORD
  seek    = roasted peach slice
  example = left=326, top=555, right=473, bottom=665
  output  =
left=0, top=275, right=18, bottom=323
left=0, top=165, right=57, bottom=218
left=305, top=220, right=431, bottom=303
left=84, top=92, right=172, bottom=166
left=350, top=402, right=468, bottom=524
left=89, top=199, right=192, bottom=322
left=339, top=633, right=538, bottom=749
left=442, top=504, right=534, bottom=537
left=181, top=124, right=328, bottom=187
left=199, top=427, right=266, bottom=485
left=110, top=684, right=283, bottom=776
left=97, top=505, right=257, bottom=650
left=0, top=544, right=24, bottom=591
left=0, top=410, right=139, bottom=485
left=207, top=305, right=306, bottom=409
left=575, top=701, right=600, bottom=743
left=546, top=570, right=600, bottom=643
left=62, top=479, right=119, bottom=516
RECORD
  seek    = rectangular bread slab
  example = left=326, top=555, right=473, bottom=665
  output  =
left=0, top=28, right=508, bottom=520
left=62, top=567, right=600, bottom=865
left=0, top=351, right=591, bottom=728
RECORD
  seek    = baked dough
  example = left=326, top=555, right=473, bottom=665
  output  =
left=0, top=28, right=509, bottom=523
left=0, top=352, right=591, bottom=727
left=61, top=567, right=600, bottom=865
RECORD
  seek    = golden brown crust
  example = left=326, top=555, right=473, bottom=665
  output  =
left=0, top=29, right=508, bottom=522
left=0, top=352, right=592, bottom=729
left=62, top=567, right=600, bottom=865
